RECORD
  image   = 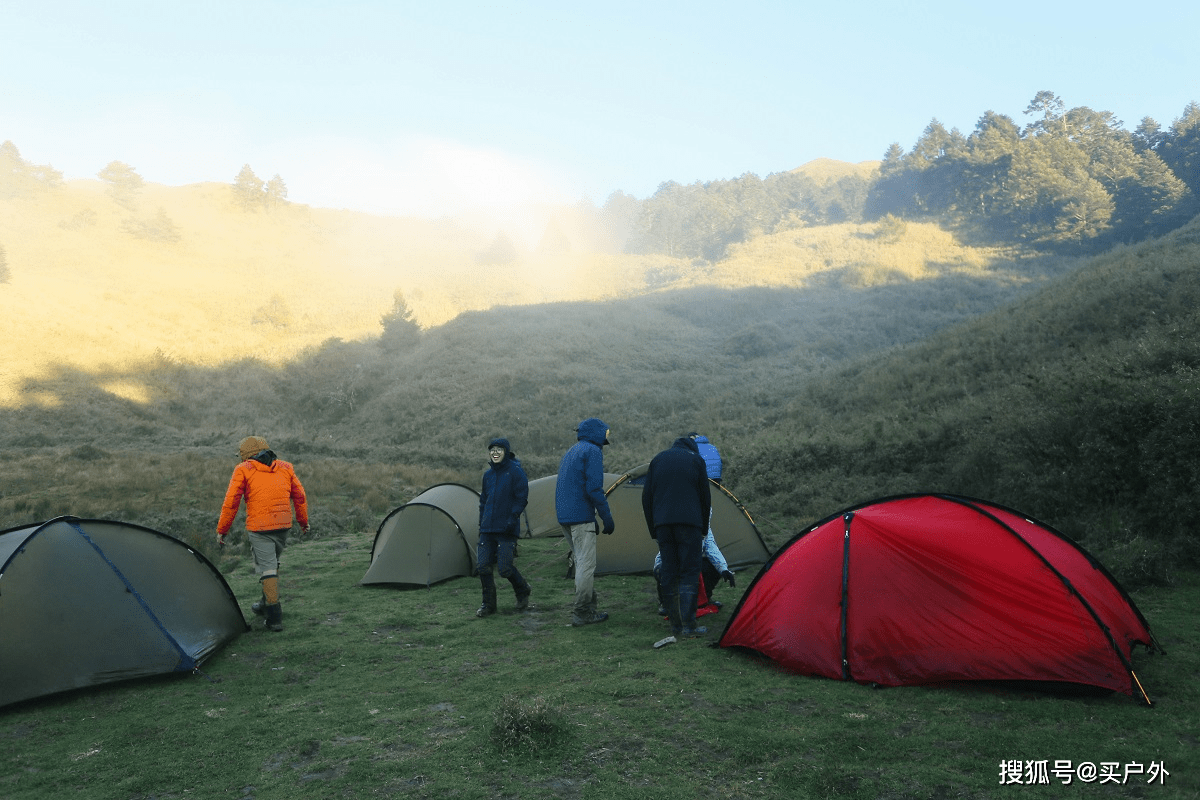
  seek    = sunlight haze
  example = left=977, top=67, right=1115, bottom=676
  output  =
left=3, top=0, right=1197, bottom=215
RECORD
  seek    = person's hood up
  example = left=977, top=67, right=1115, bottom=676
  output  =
left=673, top=436, right=700, bottom=454
left=576, top=418, right=610, bottom=447
left=689, top=432, right=710, bottom=444
left=488, top=437, right=516, bottom=468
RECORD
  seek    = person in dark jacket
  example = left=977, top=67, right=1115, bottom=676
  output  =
left=555, top=417, right=615, bottom=626
left=476, top=437, right=531, bottom=617
left=641, top=435, right=712, bottom=641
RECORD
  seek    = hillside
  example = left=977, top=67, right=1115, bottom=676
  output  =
left=5, top=169, right=1195, bottom=591
left=788, top=157, right=880, bottom=185
left=0, top=178, right=659, bottom=403
left=731, top=217, right=1200, bottom=585
left=1, top=172, right=1035, bottom=405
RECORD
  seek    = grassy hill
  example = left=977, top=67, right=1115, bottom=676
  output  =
left=732, top=218, right=1200, bottom=586
left=2, top=173, right=1195, bottom=590
left=0, top=178, right=678, bottom=403
left=1, top=172, right=1043, bottom=404
left=2, top=166, right=1199, bottom=799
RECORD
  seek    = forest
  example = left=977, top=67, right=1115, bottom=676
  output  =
left=626, top=93, right=1200, bottom=260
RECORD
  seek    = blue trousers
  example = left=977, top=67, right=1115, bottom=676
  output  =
left=476, top=534, right=530, bottom=608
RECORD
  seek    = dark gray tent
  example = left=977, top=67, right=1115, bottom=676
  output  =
left=362, top=483, right=480, bottom=587
left=0, top=517, right=247, bottom=708
left=523, top=467, right=771, bottom=576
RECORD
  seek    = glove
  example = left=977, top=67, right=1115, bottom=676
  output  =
left=601, top=518, right=615, bottom=535
left=722, top=570, right=736, bottom=588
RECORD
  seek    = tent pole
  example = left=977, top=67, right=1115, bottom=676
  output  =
left=1131, top=671, right=1153, bottom=706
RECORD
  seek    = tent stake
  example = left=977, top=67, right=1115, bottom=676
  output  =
left=1131, top=671, right=1153, bottom=706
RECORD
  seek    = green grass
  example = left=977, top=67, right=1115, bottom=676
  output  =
left=2, top=531, right=1196, bottom=799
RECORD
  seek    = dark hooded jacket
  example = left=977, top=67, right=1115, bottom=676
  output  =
left=555, top=418, right=615, bottom=528
left=479, top=438, right=529, bottom=537
left=640, top=436, right=711, bottom=536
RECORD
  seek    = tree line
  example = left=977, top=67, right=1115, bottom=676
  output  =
left=1, top=141, right=287, bottom=215
left=7, top=89, right=1200, bottom=261
left=867, top=92, right=1200, bottom=249
left=618, top=168, right=872, bottom=262
left=619, top=92, right=1200, bottom=260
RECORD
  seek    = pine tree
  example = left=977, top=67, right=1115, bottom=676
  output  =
left=265, top=174, right=288, bottom=211
left=233, top=165, right=264, bottom=211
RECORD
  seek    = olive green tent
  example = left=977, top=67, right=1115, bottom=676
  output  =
left=362, top=483, right=480, bottom=587
left=522, top=466, right=770, bottom=576
left=0, top=517, right=247, bottom=708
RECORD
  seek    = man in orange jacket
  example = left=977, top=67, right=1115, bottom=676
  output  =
left=217, top=436, right=310, bottom=631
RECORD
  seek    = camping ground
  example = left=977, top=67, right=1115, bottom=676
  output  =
left=1, top=530, right=1195, bottom=800
left=3, top=167, right=1200, bottom=800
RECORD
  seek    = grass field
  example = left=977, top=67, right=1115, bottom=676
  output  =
left=1, top=529, right=1195, bottom=800
left=3, top=168, right=1197, bottom=799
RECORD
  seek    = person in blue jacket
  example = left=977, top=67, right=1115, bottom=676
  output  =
left=689, top=432, right=723, bottom=483
left=641, top=435, right=712, bottom=640
left=555, top=417, right=615, bottom=626
left=476, top=437, right=531, bottom=617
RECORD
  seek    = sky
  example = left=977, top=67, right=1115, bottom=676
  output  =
left=3, top=0, right=1198, bottom=219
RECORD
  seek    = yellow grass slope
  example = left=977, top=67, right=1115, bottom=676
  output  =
left=0, top=180, right=661, bottom=404
left=0, top=172, right=1014, bottom=406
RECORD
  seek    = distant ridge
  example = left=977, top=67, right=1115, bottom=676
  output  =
left=789, top=158, right=880, bottom=184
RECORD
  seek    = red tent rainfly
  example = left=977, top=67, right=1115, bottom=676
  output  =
left=717, top=494, right=1162, bottom=704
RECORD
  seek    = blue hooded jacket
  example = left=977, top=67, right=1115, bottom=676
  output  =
left=692, top=434, right=723, bottom=482
left=479, top=438, right=529, bottom=537
left=555, top=418, right=614, bottom=529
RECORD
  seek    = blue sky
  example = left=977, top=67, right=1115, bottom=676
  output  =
left=3, top=0, right=1198, bottom=218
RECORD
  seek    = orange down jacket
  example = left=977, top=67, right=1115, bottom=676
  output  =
left=217, top=457, right=309, bottom=534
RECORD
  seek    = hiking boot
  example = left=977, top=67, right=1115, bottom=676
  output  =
left=264, top=604, right=283, bottom=632
left=476, top=604, right=496, bottom=618
left=656, top=606, right=667, bottom=617
left=571, top=610, right=609, bottom=626
left=515, top=589, right=531, bottom=611
left=251, top=595, right=267, bottom=616
left=680, top=625, right=707, bottom=638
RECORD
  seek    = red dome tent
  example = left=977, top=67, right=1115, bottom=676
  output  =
left=717, top=494, right=1161, bottom=703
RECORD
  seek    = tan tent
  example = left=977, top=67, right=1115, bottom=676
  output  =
left=0, top=517, right=247, bottom=708
left=522, top=472, right=621, bottom=537
left=362, top=483, right=480, bottom=587
left=523, top=466, right=770, bottom=576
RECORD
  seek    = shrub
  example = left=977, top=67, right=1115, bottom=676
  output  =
left=489, top=695, right=568, bottom=756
